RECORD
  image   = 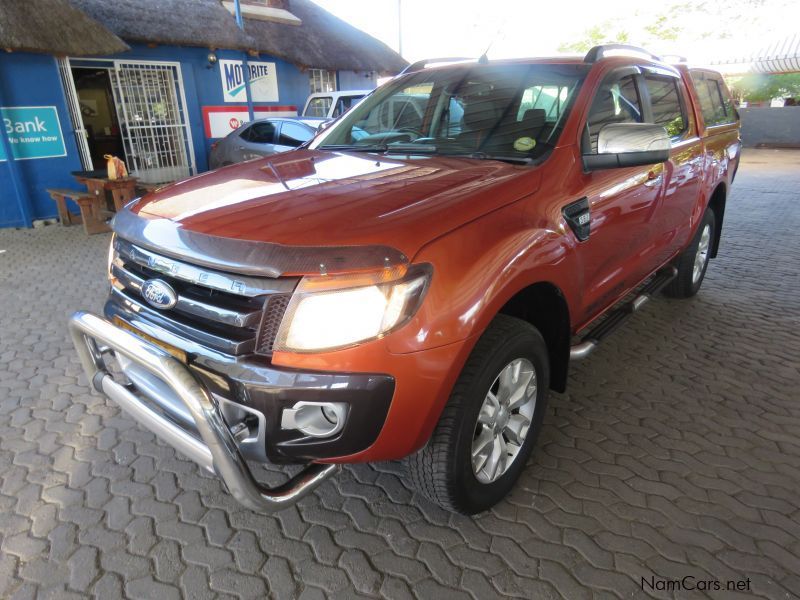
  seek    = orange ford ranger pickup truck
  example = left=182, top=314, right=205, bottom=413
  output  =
left=70, top=45, right=741, bottom=514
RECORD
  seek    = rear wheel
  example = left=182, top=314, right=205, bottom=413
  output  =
left=407, top=315, right=549, bottom=514
left=664, top=208, right=716, bottom=298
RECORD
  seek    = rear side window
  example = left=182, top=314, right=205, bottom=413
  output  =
left=241, top=122, right=276, bottom=144
left=690, top=72, right=737, bottom=127
left=305, top=97, right=332, bottom=117
left=586, top=74, right=643, bottom=152
left=279, top=122, right=313, bottom=147
left=644, top=75, right=686, bottom=138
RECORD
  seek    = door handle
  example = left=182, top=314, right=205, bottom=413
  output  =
left=643, top=169, right=663, bottom=188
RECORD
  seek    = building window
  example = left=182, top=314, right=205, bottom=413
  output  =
left=309, top=69, right=336, bottom=94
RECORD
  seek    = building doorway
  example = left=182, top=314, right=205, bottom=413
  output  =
left=71, top=67, right=125, bottom=168
left=58, top=58, right=196, bottom=184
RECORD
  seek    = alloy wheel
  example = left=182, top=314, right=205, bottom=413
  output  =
left=471, top=358, right=537, bottom=484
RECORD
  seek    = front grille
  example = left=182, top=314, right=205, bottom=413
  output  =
left=111, top=237, right=298, bottom=356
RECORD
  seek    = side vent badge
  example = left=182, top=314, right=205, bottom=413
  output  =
left=563, top=197, right=591, bottom=242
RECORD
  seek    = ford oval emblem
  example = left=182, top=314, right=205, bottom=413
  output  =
left=141, top=279, right=178, bottom=310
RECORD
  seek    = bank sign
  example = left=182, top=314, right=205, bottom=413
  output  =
left=1, top=106, right=66, bottom=162
left=219, top=60, right=279, bottom=103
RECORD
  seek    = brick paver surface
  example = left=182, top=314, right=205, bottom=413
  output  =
left=1, top=149, right=798, bottom=599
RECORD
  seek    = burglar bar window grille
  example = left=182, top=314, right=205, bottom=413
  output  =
left=309, top=69, right=337, bottom=94
left=109, top=61, right=196, bottom=184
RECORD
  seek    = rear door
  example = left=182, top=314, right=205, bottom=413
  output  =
left=689, top=69, right=741, bottom=186
left=641, top=68, right=704, bottom=264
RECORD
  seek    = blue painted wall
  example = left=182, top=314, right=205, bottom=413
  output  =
left=0, top=52, right=83, bottom=227
left=338, top=70, right=378, bottom=92
left=0, top=43, right=377, bottom=227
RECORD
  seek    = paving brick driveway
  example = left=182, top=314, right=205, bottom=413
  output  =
left=1, top=149, right=798, bottom=599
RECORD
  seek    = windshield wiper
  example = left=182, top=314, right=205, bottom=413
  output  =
left=319, top=144, right=389, bottom=152
left=319, top=143, right=438, bottom=155
left=449, top=152, right=534, bottom=165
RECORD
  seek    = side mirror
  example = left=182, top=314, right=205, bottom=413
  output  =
left=317, top=119, right=333, bottom=132
left=583, top=123, right=670, bottom=171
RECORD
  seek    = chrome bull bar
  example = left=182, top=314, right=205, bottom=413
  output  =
left=68, top=311, right=339, bottom=512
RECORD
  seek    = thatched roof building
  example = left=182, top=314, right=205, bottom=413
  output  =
left=245, top=0, right=406, bottom=72
left=0, top=0, right=129, bottom=56
left=70, top=0, right=254, bottom=54
left=71, top=0, right=406, bottom=73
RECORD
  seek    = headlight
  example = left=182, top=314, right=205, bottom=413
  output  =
left=274, top=264, right=432, bottom=352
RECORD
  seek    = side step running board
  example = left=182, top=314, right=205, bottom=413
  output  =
left=570, top=266, right=678, bottom=360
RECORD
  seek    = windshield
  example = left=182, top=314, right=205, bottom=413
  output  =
left=311, top=63, right=587, bottom=162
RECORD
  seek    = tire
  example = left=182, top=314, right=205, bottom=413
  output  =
left=407, top=314, right=550, bottom=514
left=663, top=208, right=716, bottom=299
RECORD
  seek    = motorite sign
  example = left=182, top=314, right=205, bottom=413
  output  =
left=219, top=59, right=279, bottom=103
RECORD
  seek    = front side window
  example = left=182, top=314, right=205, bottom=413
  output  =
left=241, top=121, right=276, bottom=144
left=312, top=64, right=587, bottom=162
left=644, top=75, right=686, bottom=138
left=305, top=97, right=332, bottom=118
left=279, top=122, right=313, bottom=147
left=585, top=74, right=643, bottom=153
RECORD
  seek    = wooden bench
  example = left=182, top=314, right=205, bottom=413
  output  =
left=46, top=188, right=114, bottom=235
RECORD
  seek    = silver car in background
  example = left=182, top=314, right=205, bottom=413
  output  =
left=209, top=117, right=323, bottom=169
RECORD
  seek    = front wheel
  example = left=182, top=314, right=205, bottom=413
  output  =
left=406, top=315, right=549, bottom=514
left=664, top=208, right=716, bottom=298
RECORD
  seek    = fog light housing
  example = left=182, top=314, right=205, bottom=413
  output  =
left=280, top=402, right=348, bottom=438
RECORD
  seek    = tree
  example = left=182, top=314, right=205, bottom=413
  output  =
left=558, top=11, right=681, bottom=54
left=726, top=73, right=800, bottom=103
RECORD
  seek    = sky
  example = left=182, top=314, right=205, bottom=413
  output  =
left=311, top=0, right=800, bottom=66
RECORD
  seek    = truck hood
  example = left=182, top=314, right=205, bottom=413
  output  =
left=130, top=149, right=540, bottom=271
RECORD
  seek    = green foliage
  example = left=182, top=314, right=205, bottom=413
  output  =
left=558, top=10, right=685, bottom=55
left=726, top=74, right=800, bottom=102
left=558, top=22, right=629, bottom=54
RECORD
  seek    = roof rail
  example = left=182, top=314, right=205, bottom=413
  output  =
left=584, top=44, right=661, bottom=63
left=399, top=57, right=475, bottom=75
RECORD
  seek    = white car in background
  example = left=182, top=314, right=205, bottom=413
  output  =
left=302, top=90, right=372, bottom=119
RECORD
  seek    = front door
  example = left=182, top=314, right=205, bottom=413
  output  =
left=572, top=70, right=665, bottom=325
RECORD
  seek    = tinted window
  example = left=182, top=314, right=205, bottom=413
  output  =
left=691, top=72, right=736, bottom=127
left=644, top=75, right=686, bottom=138
left=305, top=97, right=332, bottom=117
left=241, top=121, right=276, bottom=144
left=279, top=122, right=313, bottom=147
left=586, top=75, right=643, bottom=152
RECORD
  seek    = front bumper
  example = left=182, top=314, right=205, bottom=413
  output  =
left=69, top=311, right=339, bottom=512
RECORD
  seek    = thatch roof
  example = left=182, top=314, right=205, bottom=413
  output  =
left=71, top=0, right=406, bottom=74
left=0, top=0, right=128, bottom=56
left=245, top=0, right=407, bottom=73
left=71, top=0, right=253, bottom=52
